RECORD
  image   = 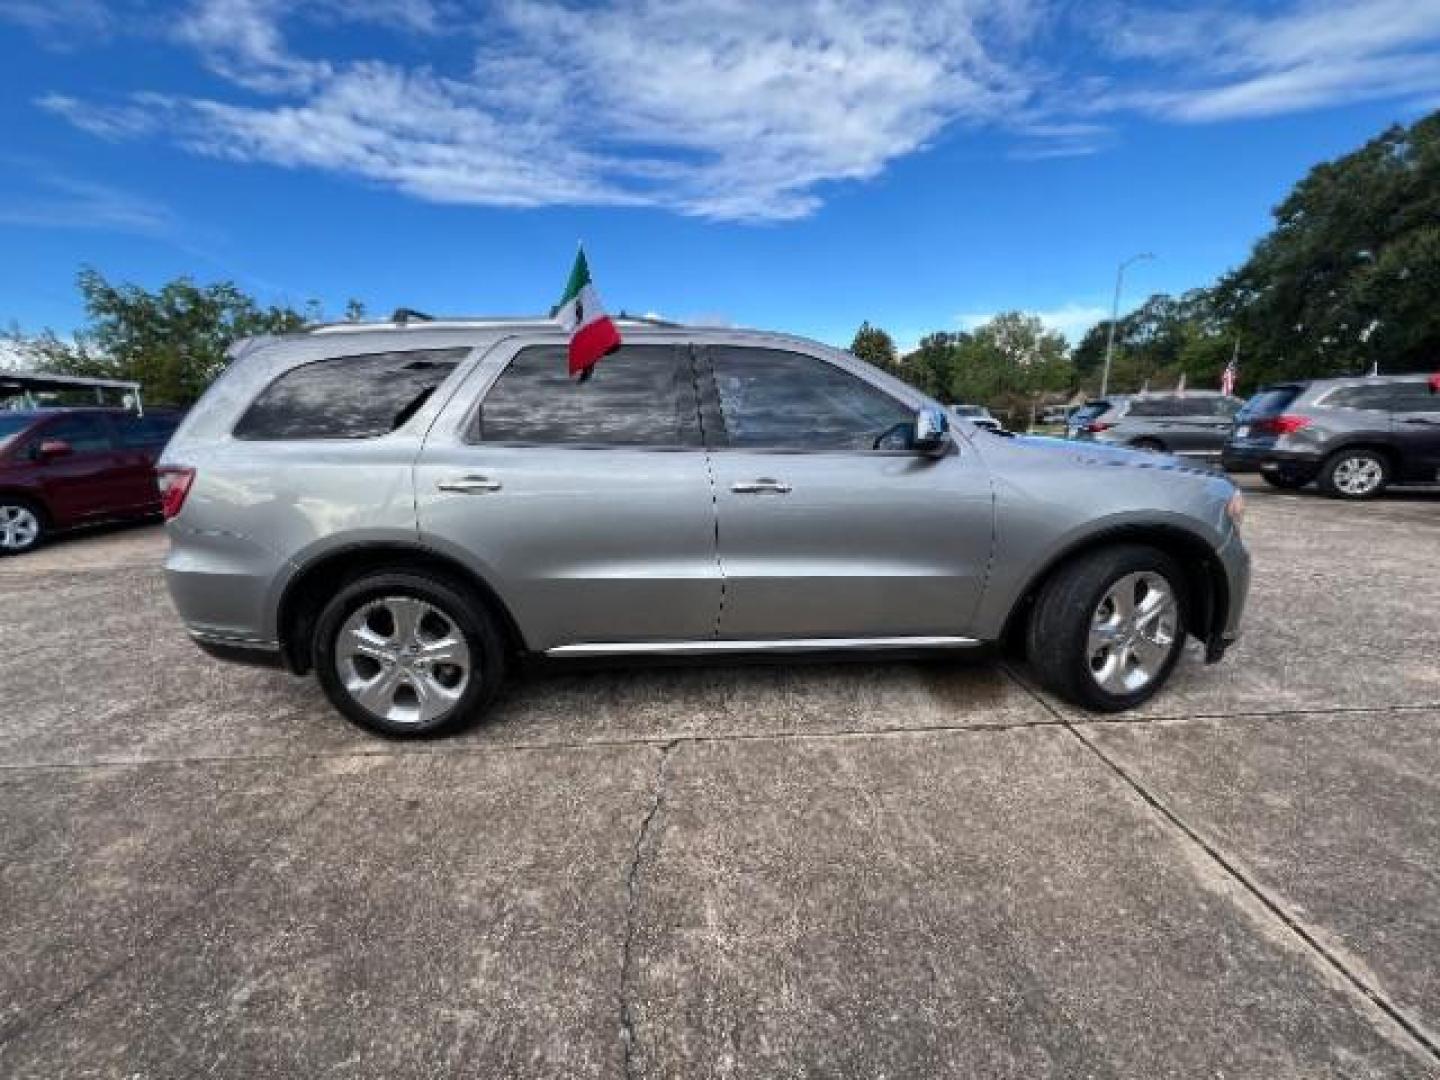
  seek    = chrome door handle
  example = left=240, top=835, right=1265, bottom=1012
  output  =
left=731, top=478, right=791, bottom=494
left=437, top=475, right=502, bottom=493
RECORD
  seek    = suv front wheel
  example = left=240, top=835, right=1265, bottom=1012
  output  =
left=1319, top=448, right=1389, bottom=500
left=313, top=570, right=506, bottom=737
left=1026, top=545, right=1187, bottom=712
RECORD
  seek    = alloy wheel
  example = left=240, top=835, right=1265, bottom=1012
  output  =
left=335, top=596, right=473, bottom=727
left=1087, top=571, right=1178, bottom=694
left=1332, top=455, right=1384, bottom=496
left=0, top=505, right=40, bottom=551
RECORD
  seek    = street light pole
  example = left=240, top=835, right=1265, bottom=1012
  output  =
left=1100, top=252, right=1154, bottom=398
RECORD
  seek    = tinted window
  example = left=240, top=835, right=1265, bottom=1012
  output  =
left=118, top=414, right=180, bottom=448
left=1323, top=384, right=1400, bottom=412
left=478, top=345, right=696, bottom=446
left=1070, top=402, right=1110, bottom=425
left=41, top=414, right=112, bottom=453
left=1238, top=386, right=1303, bottom=418
left=1381, top=380, right=1438, bottom=412
left=235, top=348, right=467, bottom=440
left=1126, top=397, right=1180, bottom=418
left=709, top=347, right=913, bottom=451
left=1215, top=397, right=1242, bottom=417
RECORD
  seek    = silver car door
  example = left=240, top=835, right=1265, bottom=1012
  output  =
left=416, top=338, right=720, bottom=652
left=698, top=344, right=993, bottom=641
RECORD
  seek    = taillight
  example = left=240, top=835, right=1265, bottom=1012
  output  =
left=156, top=467, right=195, bottom=520
left=1253, top=414, right=1311, bottom=436
left=1086, top=421, right=1114, bottom=433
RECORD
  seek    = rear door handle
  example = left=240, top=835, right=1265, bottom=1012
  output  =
left=437, top=475, right=503, bottom=493
left=731, top=478, right=791, bottom=494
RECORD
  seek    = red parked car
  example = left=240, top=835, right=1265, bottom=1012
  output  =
left=0, top=408, right=182, bottom=554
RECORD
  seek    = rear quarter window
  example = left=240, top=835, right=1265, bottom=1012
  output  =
left=234, top=348, right=468, bottom=440
left=1238, top=386, right=1303, bottom=418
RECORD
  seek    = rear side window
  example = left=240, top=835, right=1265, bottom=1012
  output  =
left=1126, top=397, right=1180, bottom=418
left=708, top=347, right=913, bottom=451
left=477, top=345, right=697, bottom=447
left=1238, top=386, right=1303, bottom=418
left=118, top=414, right=180, bottom=448
left=235, top=348, right=467, bottom=440
left=1322, top=384, right=1403, bottom=412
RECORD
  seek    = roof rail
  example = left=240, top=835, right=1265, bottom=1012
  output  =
left=301, top=312, right=689, bottom=334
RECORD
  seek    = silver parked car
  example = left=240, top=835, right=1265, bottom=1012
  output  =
left=159, top=318, right=1250, bottom=736
left=1069, top=391, right=1243, bottom=461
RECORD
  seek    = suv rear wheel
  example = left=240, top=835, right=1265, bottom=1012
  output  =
left=1026, top=545, right=1187, bottom=712
left=1319, top=448, right=1389, bottom=500
left=313, top=570, right=506, bottom=737
left=0, top=498, right=45, bottom=555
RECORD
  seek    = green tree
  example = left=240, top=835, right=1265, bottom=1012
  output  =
left=1215, top=110, right=1440, bottom=382
left=849, top=321, right=898, bottom=373
left=41, top=268, right=310, bottom=405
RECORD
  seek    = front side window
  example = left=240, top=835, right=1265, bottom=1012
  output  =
left=234, top=348, right=468, bottom=440
left=708, top=347, right=913, bottom=451
left=477, top=345, right=696, bottom=447
left=39, top=414, right=112, bottom=454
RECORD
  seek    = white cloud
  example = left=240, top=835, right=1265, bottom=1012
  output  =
left=1092, top=0, right=1440, bottom=121
left=20, top=0, right=1440, bottom=220
left=32, top=0, right=1042, bottom=221
left=957, top=303, right=1110, bottom=342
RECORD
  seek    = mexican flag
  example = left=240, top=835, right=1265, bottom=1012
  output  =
left=553, top=247, right=621, bottom=377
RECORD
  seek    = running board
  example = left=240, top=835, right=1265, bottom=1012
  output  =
left=545, top=636, right=981, bottom=658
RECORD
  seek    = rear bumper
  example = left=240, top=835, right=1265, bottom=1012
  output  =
left=191, top=632, right=285, bottom=670
left=1222, top=444, right=1320, bottom=476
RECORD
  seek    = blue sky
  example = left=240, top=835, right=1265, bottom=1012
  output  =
left=3, top=0, right=1440, bottom=353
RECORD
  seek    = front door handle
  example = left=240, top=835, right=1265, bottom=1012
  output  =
left=437, top=475, right=503, bottom=494
left=731, top=478, right=792, bottom=494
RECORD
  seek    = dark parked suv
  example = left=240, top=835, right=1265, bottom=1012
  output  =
left=1068, top=392, right=1242, bottom=461
left=1223, top=375, right=1440, bottom=498
left=0, top=408, right=182, bottom=553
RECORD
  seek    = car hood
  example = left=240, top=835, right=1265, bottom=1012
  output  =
left=1000, top=433, right=1221, bottom=479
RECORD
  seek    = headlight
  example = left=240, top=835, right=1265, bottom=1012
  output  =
left=1226, top=489, right=1246, bottom=530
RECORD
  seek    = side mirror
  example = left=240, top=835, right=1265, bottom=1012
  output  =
left=36, top=438, right=73, bottom=462
left=913, top=406, right=950, bottom=458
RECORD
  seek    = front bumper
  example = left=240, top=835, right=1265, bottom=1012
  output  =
left=1207, top=529, right=1251, bottom=662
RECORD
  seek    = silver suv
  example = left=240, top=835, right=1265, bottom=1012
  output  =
left=1070, top=392, right=1243, bottom=461
left=159, top=319, right=1250, bottom=736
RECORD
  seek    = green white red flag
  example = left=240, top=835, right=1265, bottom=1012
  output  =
left=553, top=247, right=621, bottom=376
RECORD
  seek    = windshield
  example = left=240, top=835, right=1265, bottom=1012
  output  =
left=1237, top=386, right=1302, bottom=419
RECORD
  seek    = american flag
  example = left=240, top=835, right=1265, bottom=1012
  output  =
left=1220, top=340, right=1239, bottom=396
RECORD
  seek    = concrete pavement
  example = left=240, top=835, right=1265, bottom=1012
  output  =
left=1, top=477, right=1438, bottom=1077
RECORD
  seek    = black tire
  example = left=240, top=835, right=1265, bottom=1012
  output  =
left=1025, top=544, right=1188, bottom=713
left=1261, top=471, right=1311, bottom=490
left=1130, top=438, right=1166, bottom=454
left=1318, top=448, right=1389, bottom=500
left=313, top=570, right=507, bottom=737
left=0, top=496, right=47, bottom=556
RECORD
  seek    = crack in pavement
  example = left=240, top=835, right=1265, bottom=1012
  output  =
left=618, top=739, right=678, bottom=1080
left=1003, top=670, right=1440, bottom=1069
